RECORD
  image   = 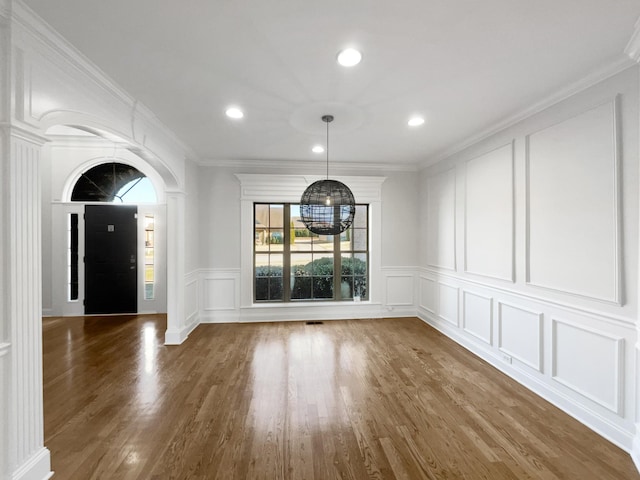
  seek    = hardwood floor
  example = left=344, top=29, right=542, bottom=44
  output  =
left=43, top=315, right=639, bottom=479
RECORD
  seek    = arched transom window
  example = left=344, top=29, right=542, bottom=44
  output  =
left=71, top=162, right=156, bottom=203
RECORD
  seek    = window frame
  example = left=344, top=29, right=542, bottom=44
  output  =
left=253, top=203, right=369, bottom=303
left=237, top=174, right=385, bottom=309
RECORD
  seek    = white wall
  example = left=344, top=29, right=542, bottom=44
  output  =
left=198, top=166, right=241, bottom=269
left=381, top=171, right=419, bottom=267
left=418, top=66, right=639, bottom=452
left=193, top=165, right=419, bottom=322
left=184, top=159, right=201, bottom=274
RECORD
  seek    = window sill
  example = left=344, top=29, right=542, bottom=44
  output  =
left=248, top=300, right=380, bottom=309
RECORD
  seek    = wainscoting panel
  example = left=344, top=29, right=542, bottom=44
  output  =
left=204, top=278, right=236, bottom=311
left=201, top=269, right=241, bottom=323
left=0, top=344, right=6, bottom=476
left=419, top=276, right=437, bottom=313
left=185, top=274, right=199, bottom=326
left=385, top=274, right=415, bottom=306
left=526, top=99, right=620, bottom=303
left=464, top=143, right=514, bottom=281
left=418, top=268, right=635, bottom=451
left=552, top=318, right=623, bottom=414
left=498, top=302, right=543, bottom=372
left=462, top=291, right=492, bottom=345
left=438, top=283, right=459, bottom=326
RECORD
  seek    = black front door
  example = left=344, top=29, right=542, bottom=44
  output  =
left=85, top=205, right=138, bottom=314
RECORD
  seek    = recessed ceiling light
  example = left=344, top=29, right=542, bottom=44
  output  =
left=408, top=116, right=425, bottom=127
left=312, top=145, right=325, bottom=154
left=225, top=107, right=244, bottom=119
left=337, top=48, right=362, bottom=67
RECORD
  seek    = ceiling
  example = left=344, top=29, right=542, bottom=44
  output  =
left=22, top=0, right=640, bottom=168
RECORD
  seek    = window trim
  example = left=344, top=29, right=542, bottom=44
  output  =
left=237, top=174, right=385, bottom=309
left=253, top=203, right=369, bottom=303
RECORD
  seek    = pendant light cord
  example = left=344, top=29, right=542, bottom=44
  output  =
left=326, top=118, right=329, bottom=179
left=321, top=114, right=334, bottom=180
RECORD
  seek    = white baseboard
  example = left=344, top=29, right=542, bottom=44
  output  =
left=200, top=310, right=241, bottom=324
left=632, top=431, right=640, bottom=474
left=11, top=447, right=53, bottom=480
left=417, top=310, right=635, bottom=453
left=164, top=318, right=198, bottom=345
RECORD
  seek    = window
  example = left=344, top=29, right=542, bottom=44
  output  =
left=67, top=213, right=79, bottom=301
left=254, top=203, right=368, bottom=302
left=144, top=215, right=155, bottom=300
left=71, top=162, right=156, bottom=203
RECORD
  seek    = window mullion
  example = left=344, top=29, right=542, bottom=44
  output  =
left=283, top=204, right=291, bottom=301
left=334, top=231, right=341, bottom=300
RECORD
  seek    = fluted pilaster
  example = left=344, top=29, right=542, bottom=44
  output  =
left=3, top=126, right=51, bottom=480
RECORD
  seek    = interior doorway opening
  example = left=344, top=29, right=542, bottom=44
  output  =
left=42, top=125, right=169, bottom=317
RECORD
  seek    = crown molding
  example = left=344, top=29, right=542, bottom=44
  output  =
left=625, top=17, right=640, bottom=62
left=420, top=56, right=636, bottom=169
left=1, top=122, right=49, bottom=145
left=12, top=1, right=135, bottom=110
left=11, top=0, right=199, bottom=163
left=198, top=157, right=419, bottom=173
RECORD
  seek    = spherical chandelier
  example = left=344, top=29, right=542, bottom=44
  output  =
left=300, top=115, right=355, bottom=235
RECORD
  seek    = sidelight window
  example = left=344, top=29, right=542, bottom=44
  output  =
left=67, top=213, right=79, bottom=301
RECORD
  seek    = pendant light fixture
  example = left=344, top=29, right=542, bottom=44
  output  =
left=300, top=115, right=356, bottom=235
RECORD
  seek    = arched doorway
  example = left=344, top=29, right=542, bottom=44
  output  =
left=42, top=125, right=169, bottom=317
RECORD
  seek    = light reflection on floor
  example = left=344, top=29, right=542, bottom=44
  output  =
left=136, top=322, right=160, bottom=412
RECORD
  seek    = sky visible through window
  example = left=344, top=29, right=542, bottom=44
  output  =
left=114, top=177, right=157, bottom=203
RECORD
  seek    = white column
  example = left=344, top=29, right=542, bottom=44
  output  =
left=626, top=22, right=640, bottom=472
left=0, top=2, right=52, bottom=477
left=165, top=191, right=187, bottom=344
left=1, top=127, right=52, bottom=479
left=0, top=2, right=10, bottom=474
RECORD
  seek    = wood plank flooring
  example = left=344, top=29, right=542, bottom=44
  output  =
left=43, top=315, right=639, bottom=479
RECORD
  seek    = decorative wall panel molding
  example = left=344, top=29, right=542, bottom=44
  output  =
left=204, top=278, right=237, bottom=311
left=426, top=168, right=456, bottom=271
left=198, top=268, right=419, bottom=323
left=418, top=267, right=635, bottom=450
left=552, top=318, right=623, bottom=414
left=185, top=274, right=199, bottom=324
left=385, top=273, right=415, bottom=306
left=438, top=283, right=459, bottom=326
left=199, top=269, right=241, bottom=323
left=526, top=98, right=621, bottom=304
left=498, top=302, right=543, bottom=372
left=464, top=143, right=514, bottom=281
left=422, top=266, right=634, bottom=328
left=239, top=302, right=386, bottom=323
left=419, top=276, right=437, bottom=313
left=462, top=291, right=493, bottom=345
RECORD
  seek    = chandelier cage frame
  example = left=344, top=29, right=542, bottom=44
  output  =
left=300, top=115, right=356, bottom=235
